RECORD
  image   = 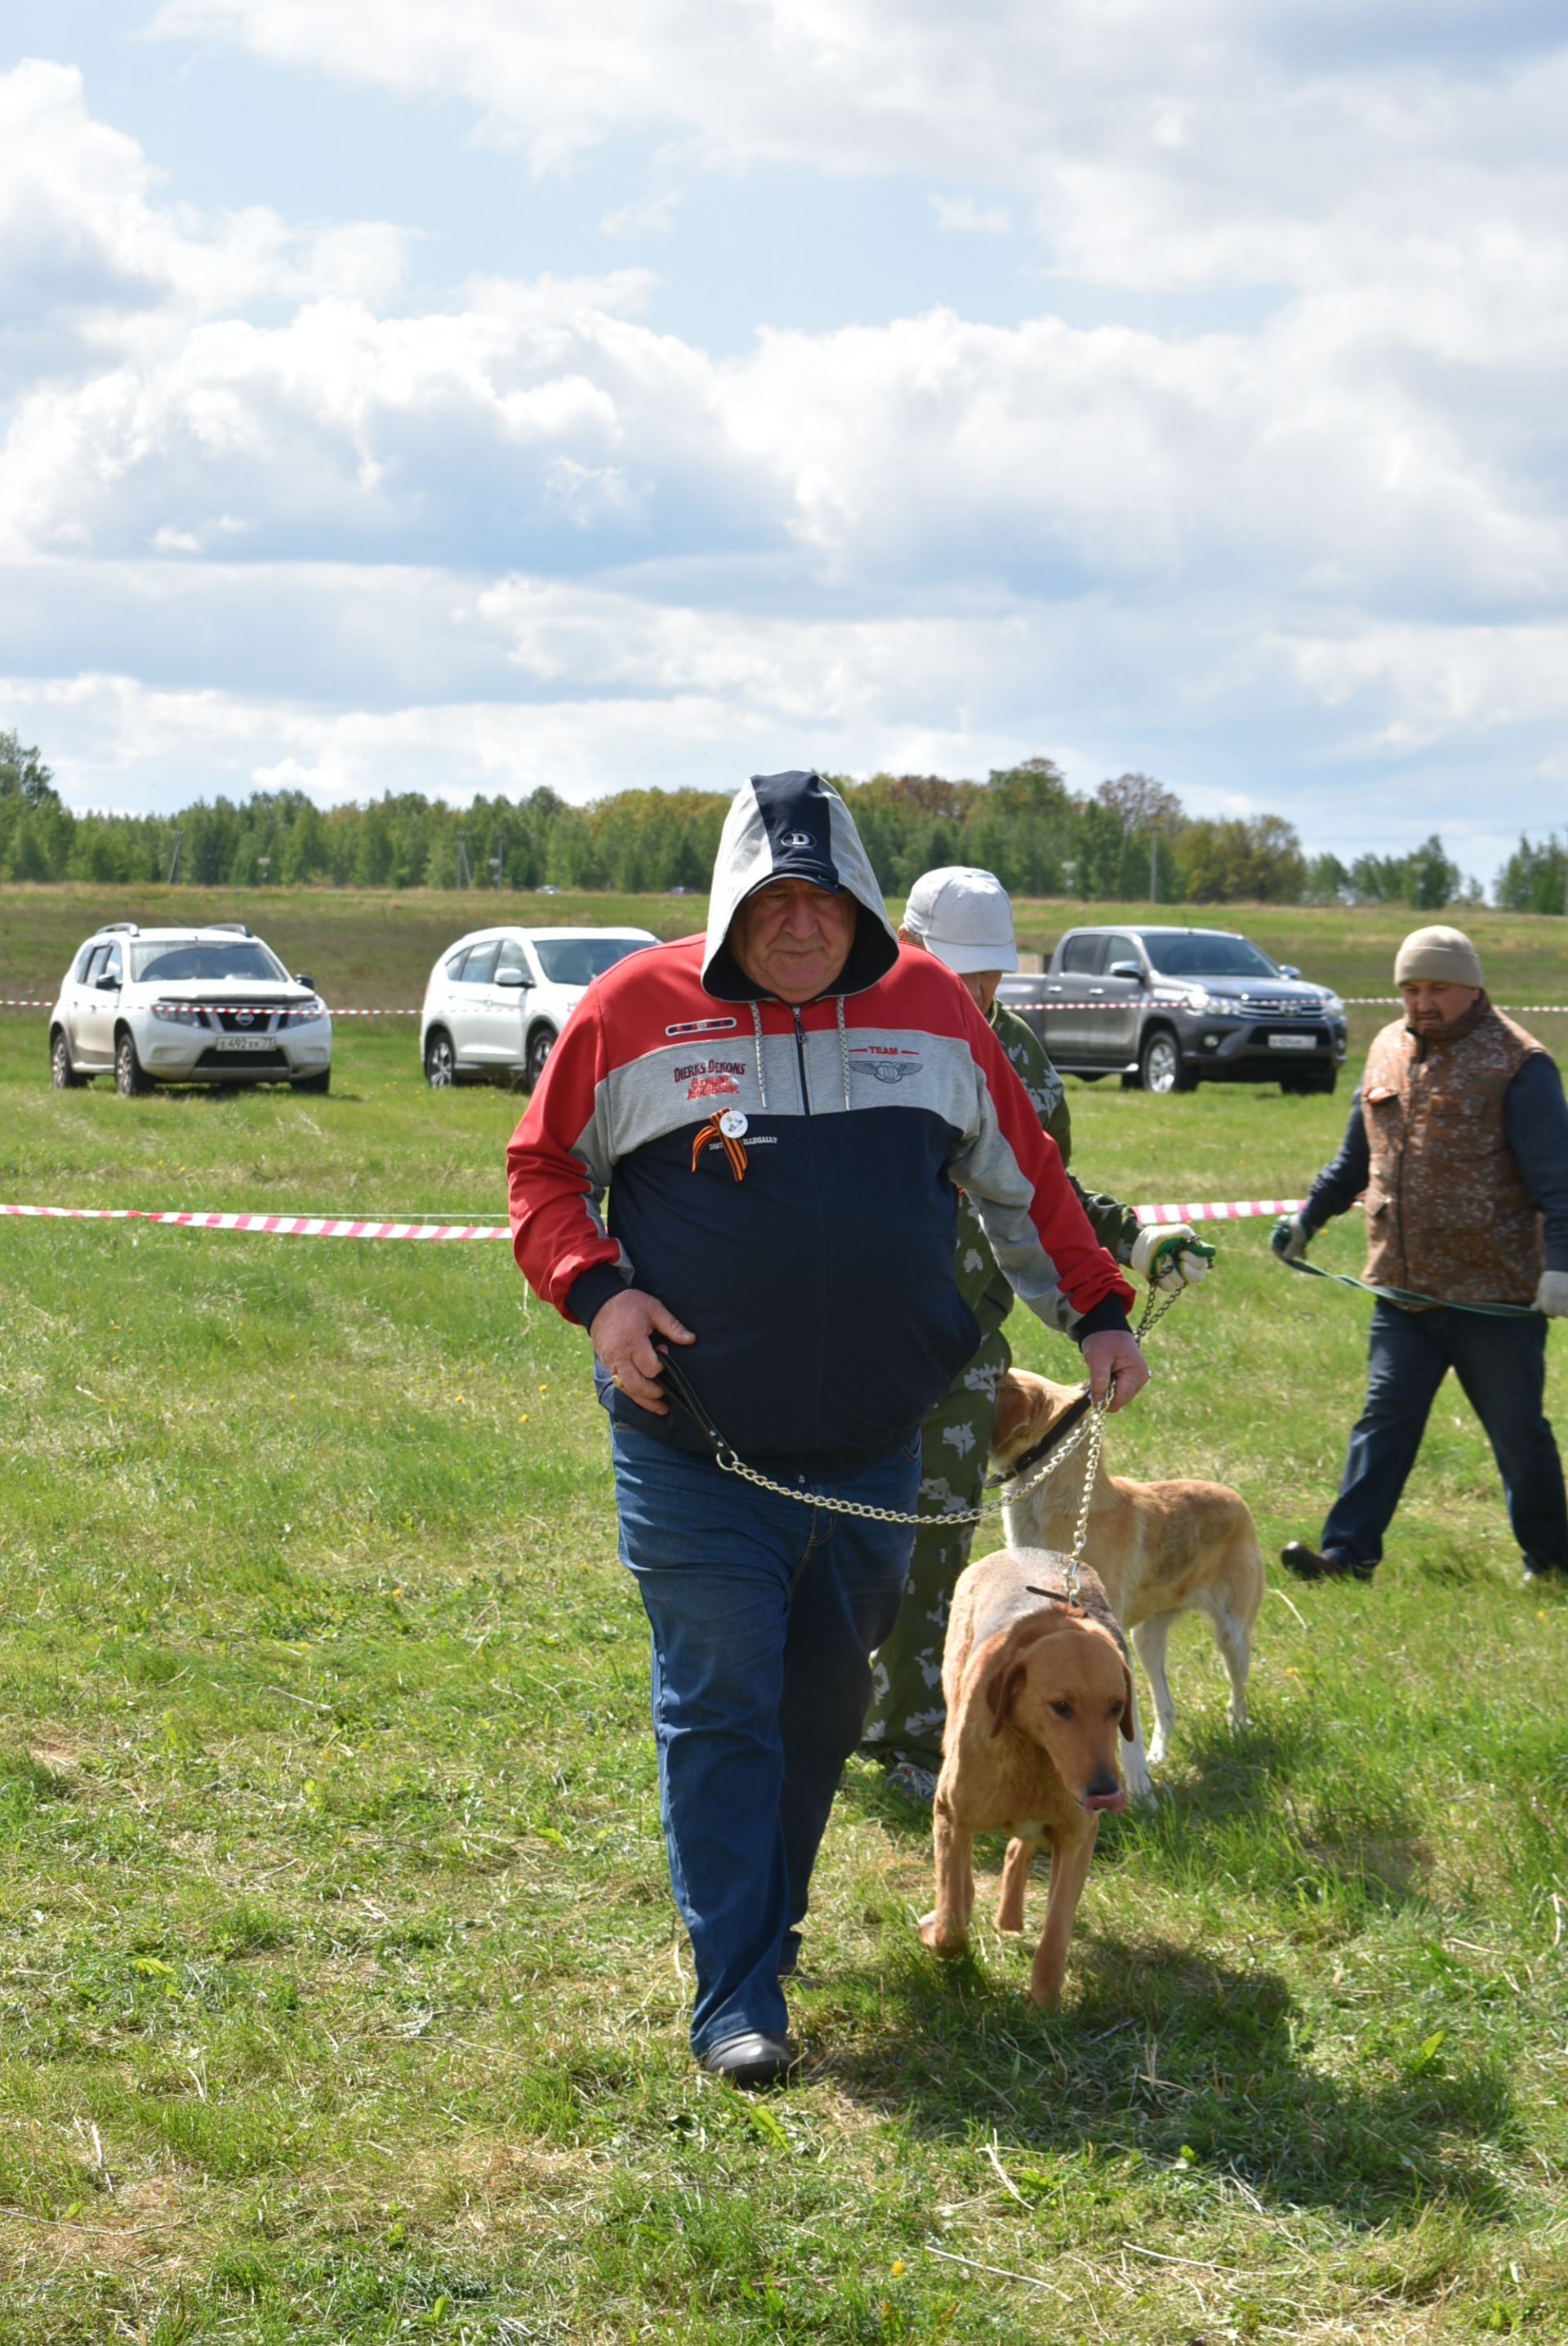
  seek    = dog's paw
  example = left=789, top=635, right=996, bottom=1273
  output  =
left=918, top=1910, right=967, bottom=1960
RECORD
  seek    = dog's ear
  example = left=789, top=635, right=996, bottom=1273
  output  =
left=1118, top=1658, right=1136, bottom=1742
left=991, top=1371, right=1045, bottom=1461
left=985, top=1659, right=1028, bottom=1737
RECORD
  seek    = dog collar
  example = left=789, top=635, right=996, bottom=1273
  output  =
left=987, top=1385, right=1094, bottom=1489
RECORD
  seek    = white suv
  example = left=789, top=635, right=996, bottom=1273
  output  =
left=421, top=925, right=657, bottom=1090
left=49, top=923, right=333, bottom=1095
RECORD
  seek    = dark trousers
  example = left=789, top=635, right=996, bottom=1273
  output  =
left=610, top=1422, right=918, bottom=2055
left=1322, top=1300, right=1568, bottom=1573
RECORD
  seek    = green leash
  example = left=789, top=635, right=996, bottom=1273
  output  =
left=1269, top=1219, right=1537, bottom=1318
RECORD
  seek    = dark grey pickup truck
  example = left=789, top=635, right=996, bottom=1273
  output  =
left=997, top=924, right=1348, bottom=1095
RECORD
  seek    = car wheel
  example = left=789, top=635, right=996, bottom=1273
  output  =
left=1281, top=1066, right=1337, bottom=1096
left=524, top=1025, right=557, bottom=1091
left=50, top=1028, right=84, bottom=1089
left=114, top=1028, right=152, bottom=1096
left=291, top=1068, right=332, bottom=1094
left=1139, top=1028, right=1189, bottom=1095
left=424, top=1030, right=457, bottom=1088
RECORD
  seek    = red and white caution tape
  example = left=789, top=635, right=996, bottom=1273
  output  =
left=0, top=1202, right=508, bottom=1241
left=1135, top=1198, right=1304, bottom=1225
left=3, top=1193, right=1311, bottom=1239
left=0, top=998, right=416, bottom=1015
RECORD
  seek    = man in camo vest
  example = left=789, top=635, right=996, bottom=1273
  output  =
left=1279, top=925, right=1568, bottom=1588
left=861, top=867, right=1216, bottom=1798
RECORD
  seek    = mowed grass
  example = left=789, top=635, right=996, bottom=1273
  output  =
left=2, top=949, right=1568, bottom=2339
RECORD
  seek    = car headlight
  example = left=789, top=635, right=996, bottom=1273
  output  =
left=1182, top=992, right=1241, bottom=1016
left=280, top=999, right=327, bottom=1027
left=151, top=1001, right=207, bottom=1028
left=1322, top=993, right=1345, bottom=1018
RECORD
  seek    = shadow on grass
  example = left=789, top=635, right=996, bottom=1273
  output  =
left=847, top=1706, right=1433, bottom=1925
left=824, top=1931, right=1517, bottom=2223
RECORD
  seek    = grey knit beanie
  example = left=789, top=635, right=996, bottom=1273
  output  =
left=1393, top=925, right=1483, bottom=989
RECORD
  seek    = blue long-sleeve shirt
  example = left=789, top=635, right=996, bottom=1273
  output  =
left=1302, top=1053, right=1568, bottom=1273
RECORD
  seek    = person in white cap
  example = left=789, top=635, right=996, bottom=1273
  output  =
left=861, top=866, right=1215, bottom=1797
left=510, top=788, right=1151, bottom=2089
left=1279, top=924, right=1568, bottom=1587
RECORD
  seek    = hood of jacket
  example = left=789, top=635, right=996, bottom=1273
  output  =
left=701, top=769, right=899, bottom=1001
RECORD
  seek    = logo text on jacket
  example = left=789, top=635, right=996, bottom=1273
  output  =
left=848, top=1046, right=922, bottom=1086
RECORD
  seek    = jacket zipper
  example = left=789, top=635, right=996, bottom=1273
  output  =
left=791, top=1006, right=811, bottom=1113
left=790, top=1002, right=827, bottom=1453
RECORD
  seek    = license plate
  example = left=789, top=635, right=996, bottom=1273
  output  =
left=1268, top=1033, right=1316, bottom=1050
left=216, top=1035, right=274, bottom=1051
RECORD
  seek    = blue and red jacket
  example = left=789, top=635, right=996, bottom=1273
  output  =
left=507, top=773, right=1133, bottom=1472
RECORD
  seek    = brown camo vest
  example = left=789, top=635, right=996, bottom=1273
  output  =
left=1361, top=997, right=1545, bottom=1305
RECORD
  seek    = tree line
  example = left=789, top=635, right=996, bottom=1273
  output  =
left=0, top=727, right=1490, bottom=908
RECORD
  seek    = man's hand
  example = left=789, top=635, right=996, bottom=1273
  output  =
left=589, top=1288, right=695, bottom=1414
left=1272, top=1214, right=1312, bottom=1264
left=1080, top=1328, right=1150, bottom=1412
left=1535, top=1271, right=1568, bottom=1318
left=1131, top=1223, right=1216, bottom=1295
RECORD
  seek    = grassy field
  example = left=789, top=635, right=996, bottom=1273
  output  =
left=4, top=882, right=1568, bottom=1021
left=2, top=895, right=1568, bottom=2343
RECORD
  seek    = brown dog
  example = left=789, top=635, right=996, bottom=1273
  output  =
left=991, top=1368, right=1263, bottom=1798
left=919, top=1548, right=1133, bottom=2008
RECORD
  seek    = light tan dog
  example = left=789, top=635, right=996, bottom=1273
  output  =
left=991, top=1368, right=1263, bottom=1798
left=919, top=1548, right=1133, bottom=2008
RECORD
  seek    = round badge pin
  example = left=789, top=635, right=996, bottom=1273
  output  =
left=719, top=1109, right=749, bottom=1140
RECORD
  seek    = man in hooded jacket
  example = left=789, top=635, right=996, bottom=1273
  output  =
left=508, top=773, right=1149, bottom=2086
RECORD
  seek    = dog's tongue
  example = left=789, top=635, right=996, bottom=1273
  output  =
left=1085, top=1790, right=1126, bottom=1813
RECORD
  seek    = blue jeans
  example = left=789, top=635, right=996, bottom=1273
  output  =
left=611, top=1422, right=919, bottom=2056
left=1321, top=1301, right=1568, bottom=1573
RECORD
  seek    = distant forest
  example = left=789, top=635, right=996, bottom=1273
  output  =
left=0, top=727, right=1516, bottom=908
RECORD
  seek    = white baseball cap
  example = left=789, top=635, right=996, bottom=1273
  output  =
left=902, top=866, right=1018, bottom=975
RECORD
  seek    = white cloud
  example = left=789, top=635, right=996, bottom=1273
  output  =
left=930, top=194, right=1011, bottom=237
left=600, top=188, right=685, bottom=238
left=5, top=35, right=1568, bottom=880
left=0, top=58, right=411, bottom=392
left=149, top=2, right=1568, bottom=302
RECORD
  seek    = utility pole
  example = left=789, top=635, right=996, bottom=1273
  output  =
left=166, top=830, right=182, bottom=885
left=490, top=838, right=504, bottom=890
left=454, top=832, right=472, bottom=889
left=1149, top=823, right=1159, bottom=905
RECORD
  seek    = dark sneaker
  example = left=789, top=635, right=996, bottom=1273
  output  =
left=1521, top=1562, right=1568, bottom=1588
left=700, top=2032, right=797, bottom=2089
left=1281, top=1541, right=1374, bottom=1583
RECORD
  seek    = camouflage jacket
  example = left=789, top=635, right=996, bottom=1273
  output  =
left=959, top=1002, right=1142, bottom=1335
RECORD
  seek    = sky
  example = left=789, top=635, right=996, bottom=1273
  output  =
left=2, top=2, right=1567, bottom=884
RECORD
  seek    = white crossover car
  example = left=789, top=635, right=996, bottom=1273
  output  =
left=420, top=925, right=657, bottom=1090
left=48, top=922, right=333, bottom=1095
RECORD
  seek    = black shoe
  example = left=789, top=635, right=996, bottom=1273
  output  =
left=1521, top=1562, right=1568, bottom=1587
left=700, top=2032, right=796, bottom=2089
left=1281, top=1541, right=1374, bottom=1583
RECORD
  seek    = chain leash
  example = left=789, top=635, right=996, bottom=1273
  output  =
left=710, top=1385, right=1107, bottom=1529
left=684, top=1269, right=1185, bottom=1536
left=1060, top=1391, right=1108, bottom=1602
